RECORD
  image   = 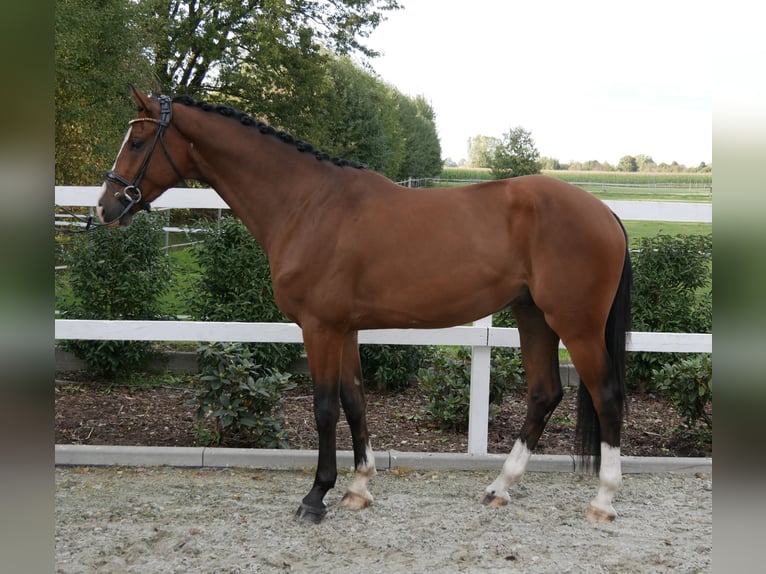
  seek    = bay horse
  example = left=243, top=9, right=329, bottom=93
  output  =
left=97, top=87, right=631, bottom=524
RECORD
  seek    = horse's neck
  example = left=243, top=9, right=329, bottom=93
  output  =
left=180, top=110, right=344, bottom=252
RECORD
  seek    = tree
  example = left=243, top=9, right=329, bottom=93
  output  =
left=617, top=155, right=638, bottom=172
left=636, top=154, right=656, bottom=171
left=540, top=156, right=561, bottom=170
left=467, top=135, right=499, bottom=168
left=55, top=0, right=155, bottom=184
left=54, top=0, right=403, bottom=185
left=489, top=126, right=541, bottom=179
left=139, top=0, right=400, bottom=96
left=394, top=94, right=442, bottom=179
left=316, top=56, right=403, bottom=177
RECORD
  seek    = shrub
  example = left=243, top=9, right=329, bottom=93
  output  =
left=360, top=344, right=430, bottom=392
left=418, top=350, right=472, bottom=431
left=628, top=234, right=712, bottom=389
left=193, top=342, right=295, bottom=447
left=418, top=347, right=523, bottom=431
left=188, top=216, right=302, bottom=372
left=653, top=354, right=712, bottom=430
left=490, top=306, right=526, bottom=397
left=58, top=213, right=172, bottom=376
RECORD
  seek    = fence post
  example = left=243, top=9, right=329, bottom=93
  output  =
left=468, top=315, right=492, bottom=455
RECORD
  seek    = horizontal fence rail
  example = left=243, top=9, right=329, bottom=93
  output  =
left=54, top=186, right=713, bottom=455
left=54, top=319, right=712, bottom=354
left=55, top=185, right=712, bottom=222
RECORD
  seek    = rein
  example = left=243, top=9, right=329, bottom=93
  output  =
left=60, top=95, right=187, bottom=232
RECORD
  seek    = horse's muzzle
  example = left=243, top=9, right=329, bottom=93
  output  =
left=96, top=202, right=132, bottom=227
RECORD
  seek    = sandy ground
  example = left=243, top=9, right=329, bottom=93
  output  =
left=55, top=466, right=712, bottom=573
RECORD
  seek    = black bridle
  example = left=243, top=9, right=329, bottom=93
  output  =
left=57, top=95, right=188, bottom=232
left=103, top=95, right=187, bottom=222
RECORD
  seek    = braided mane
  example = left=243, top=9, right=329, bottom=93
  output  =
left=172, top=95, right=365, bottom=169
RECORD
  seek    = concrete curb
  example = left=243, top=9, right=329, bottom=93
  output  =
left=55, top=444, right=712, bottom=475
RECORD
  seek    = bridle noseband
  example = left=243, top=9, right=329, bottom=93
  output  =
left=102, top=94, right=187, bottom=224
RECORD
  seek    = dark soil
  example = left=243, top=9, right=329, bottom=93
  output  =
left=54, top=372, right=712, bottom=458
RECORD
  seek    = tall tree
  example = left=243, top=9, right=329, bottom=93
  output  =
left=395, top=94, right=442, bottom=179
left=636, top=154, right=656, bottom=171
left=140, top=0, right=400, bottom=96
left=489, top=126, right=541, bottom=180
left=467, top=135, right=499, bottom=168
left=55, top=0, right=154, bottom=184
left=617, top=155, right=639, bottom=172
left=54, top=0, right=400, bottom=184
left=317, top=56, right=400, bottom=175
left=306, top=58, right=441, bottom=180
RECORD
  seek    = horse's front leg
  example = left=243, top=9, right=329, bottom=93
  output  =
left=338, top=332, right=376, bottom=510
left=296, top=326, right=344, bottom=524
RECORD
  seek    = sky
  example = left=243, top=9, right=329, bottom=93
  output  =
left=365, top=0, right=711, bottom=167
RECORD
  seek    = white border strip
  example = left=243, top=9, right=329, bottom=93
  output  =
left=55, top=445, right=712, bottom=475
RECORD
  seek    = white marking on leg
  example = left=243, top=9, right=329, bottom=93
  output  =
left=484, top=439, right=531, bottom=503
left=345, top=442, right=376, bottom=501
left=589, top=442, right=622, bottom=518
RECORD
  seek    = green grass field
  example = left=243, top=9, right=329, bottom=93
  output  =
left=440, top=167, right=712, bottom=186
left=623, top=221, right=711, bottom=244
left=439, top=168, right=712, bottom=202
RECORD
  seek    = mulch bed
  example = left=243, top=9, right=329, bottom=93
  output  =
left=55, top=371, right=711, bottom=458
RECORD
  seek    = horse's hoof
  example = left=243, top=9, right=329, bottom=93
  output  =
left=295, top=503, right=327, bottom=524
left=480, top=491, right=509, bottom=507
left=340, top=491, right=372, bottom=511
left=586, top=504, right=616, bottom=523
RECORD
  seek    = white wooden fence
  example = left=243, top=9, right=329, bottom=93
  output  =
left=54, top=186, right=712, bottom=455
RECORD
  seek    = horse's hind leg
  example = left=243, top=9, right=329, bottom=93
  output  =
left=482, top=303, right=562, bottom=507
left=338, top=332, right=377, bottom=510
left=564, top=335, right=623, bottom=523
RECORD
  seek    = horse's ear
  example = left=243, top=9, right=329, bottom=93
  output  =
left=128, top=84, right=151, bottom=113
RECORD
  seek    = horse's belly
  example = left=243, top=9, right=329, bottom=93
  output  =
left=351, top=270, right=524, bottom=330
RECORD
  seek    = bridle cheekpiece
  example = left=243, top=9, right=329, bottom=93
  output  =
left=102, top=95, right=186, bottom=223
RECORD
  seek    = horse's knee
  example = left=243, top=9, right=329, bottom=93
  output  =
left=528, top=386, right=563, bottom=418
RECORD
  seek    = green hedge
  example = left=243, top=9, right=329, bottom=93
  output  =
left=58, top=213, right=172, bottom=376
left=188, top=216, right=303, bottom=372
left=628, top=234, right=712, bottom=390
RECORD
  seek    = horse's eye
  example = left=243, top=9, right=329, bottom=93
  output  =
left=129, top=140, right=144, bottom=151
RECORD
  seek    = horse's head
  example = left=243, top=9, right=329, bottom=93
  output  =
left=97, top=86, right=193, bottom=226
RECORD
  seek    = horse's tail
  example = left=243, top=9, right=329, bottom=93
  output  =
left=576, top=214, right=632, bottom=473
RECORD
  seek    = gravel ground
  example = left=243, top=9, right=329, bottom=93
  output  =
left=55, top=466, right=712, bottom=573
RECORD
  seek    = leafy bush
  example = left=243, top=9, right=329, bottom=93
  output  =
left=418, top=347, right=523, bottom=431
left=360, top=344, right=430, bottom=392
left=628, top=234, right=712, bottom=389
left=188, top=216, right=302, bottom=372
left=193, top=343, right=295, bottom=447
left=490, top=307, right=526, bottom=396
left=653, top=354, right=712, bottom=430
left=58, top=213, right=172, bottom=376
left=418, top=350, right=472, bottom=431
